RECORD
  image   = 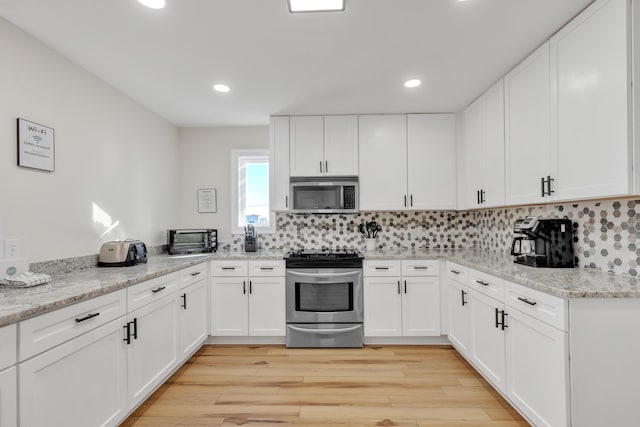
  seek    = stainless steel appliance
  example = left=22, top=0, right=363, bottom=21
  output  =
left=285, top=249, right=364, bottom=348
left=244, top=225, right=257, bottom=252
left=510, top=216, right=575, bottom=268
left=289, top=177, right=358, bottom=214
left=167, top=229, right=217, bottom=255
left=98, top=239, right=148, bottom=267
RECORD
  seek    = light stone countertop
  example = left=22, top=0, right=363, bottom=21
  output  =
left=0, top=248, right=637, bottom=328
left=364, top=248, right=640, bottom=299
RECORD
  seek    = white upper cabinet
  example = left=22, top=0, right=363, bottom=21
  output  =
left=482, top=81, right=506, bottom=207
left=460, top=80, right=505, bottom=209
left=269, top=116, right=290, bottom=211
left=550, top=0, right=630, bottom=201
left=505, top=42, right=551, bottom=205
left=407, top=114, right=457, bottom=210
left=359, top=115, right=408, bottom=211
left=290, top=116, right=324, bottom=177
left=289, top=115, right=358, bottom=177
left=323, top=115, right=359, bottom=176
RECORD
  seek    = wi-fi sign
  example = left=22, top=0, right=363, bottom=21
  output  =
left=32, top=135, right=43, bottom=143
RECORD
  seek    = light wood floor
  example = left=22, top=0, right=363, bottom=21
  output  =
left=121, top=345, right=529, bottom=426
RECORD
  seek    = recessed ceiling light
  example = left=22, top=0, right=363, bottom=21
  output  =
left=213, top=84, right=230, bottom=93
left=138, top=0, right=166, bottom=9
left=288, top=0, right=345, bottom=13
left=404, top=79, right=422, bottom=88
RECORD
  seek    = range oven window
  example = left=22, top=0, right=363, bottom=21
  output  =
left=295, top=282, right=354, bottom=312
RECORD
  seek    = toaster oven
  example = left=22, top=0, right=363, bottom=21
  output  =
left=167, top=229, right=217, bottom=255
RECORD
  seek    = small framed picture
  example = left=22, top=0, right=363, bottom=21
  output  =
left=17, top=118, right=55, bottom=172
left=198, top=188, right=217, bottom=213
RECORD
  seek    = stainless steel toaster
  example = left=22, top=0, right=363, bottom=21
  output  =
left=97, top=240, right=148, bottom=267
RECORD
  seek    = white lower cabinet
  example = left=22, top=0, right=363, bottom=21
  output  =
left=506, top=307, right=569, bottom=427
left=364, top=277, right=403, bottom=336
left=364, top=260, right=440, bottom=337
left=0, top=367, right=16, bottom=427
left=177, top=278, right=208, bottom=361
left=469, top=289, right=506, bottom=393
left=446, top=277, right=471, bottom=355
left=126, top=291, right=179, bottom=409
left=19, top=318, right=127, bottom=427
left=447, top=264, right=569, bottom=426
left=210, top=260, right=285, bottom=337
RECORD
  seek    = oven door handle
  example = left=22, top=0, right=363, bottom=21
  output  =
left=287, top=270, right=360, bottom=278
left=287, top=324, right=362, bottom=334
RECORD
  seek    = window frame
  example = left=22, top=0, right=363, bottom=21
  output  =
left=230, top=149, right=275, bottom=235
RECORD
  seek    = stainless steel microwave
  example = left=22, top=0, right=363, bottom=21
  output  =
left=290, top=177, right=358, bottom=214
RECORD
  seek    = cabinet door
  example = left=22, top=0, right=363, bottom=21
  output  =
left=20, top=319, right=127, bottom=427
left=462, top=97, right=484, bottom=208
left=469, top=290, right=506, bottom=393
left=407, top=114, right=456, bottom=210
left=550, top=0, right=630, bottom=201
left=447, top=279, right=471, bottom=356
left=177, top=279, right=208, bottom=362
left=324, top=115, right=358, bottom=176
left=482, top=80, right=505, bottom=207
left=249, top=276, right=286, bottom=336
left=358, top=115, right=408, bottom=210
left=127, top=295, right=179, bottom=409
left=401, top=277, right=441, bottom=336
left=506, top=308, right=569, bottom=427
left=290, top=116, right=324, bottom=177
left=269, top=116, right=290, bottom=211
left=0, top=367, right=16, bottom=427
left=504, top=42, right=551, bottom=205
left=364, top=277, right=402, bottom=337
left=210, top=277, right=249, bottom=336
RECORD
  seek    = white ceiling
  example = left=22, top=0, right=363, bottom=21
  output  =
left=1, top=0, right=593, bottom=127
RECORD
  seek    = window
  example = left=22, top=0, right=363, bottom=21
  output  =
left=231, top=149, right=274, bottom=234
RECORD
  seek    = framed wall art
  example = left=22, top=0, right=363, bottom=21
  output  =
left=17, top=118, right=55, bottom=172
left=198, top=188, right=217, bottom=213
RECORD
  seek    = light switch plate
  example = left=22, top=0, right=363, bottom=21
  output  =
left=4, top=239, right=22, bottom=258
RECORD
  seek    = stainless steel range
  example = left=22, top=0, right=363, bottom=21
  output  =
left=285, top=249, right=364, bottom=348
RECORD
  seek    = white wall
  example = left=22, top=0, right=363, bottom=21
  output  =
left=0, top=18, right=179, bottom=262
left=177, top=126, right=269, bottom=243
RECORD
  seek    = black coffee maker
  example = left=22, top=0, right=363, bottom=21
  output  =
left=510, top=216, right=575, bottom=268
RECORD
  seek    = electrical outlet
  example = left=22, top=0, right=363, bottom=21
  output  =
left=4, top=239, right=22, bottom=258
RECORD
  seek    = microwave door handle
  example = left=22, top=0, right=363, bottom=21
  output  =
left=288, top=324, right=361, bottom=334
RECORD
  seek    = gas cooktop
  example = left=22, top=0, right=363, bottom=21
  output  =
left=284, top=249, right=363, bottom=259
left=284, top=249, right=363, bottom=268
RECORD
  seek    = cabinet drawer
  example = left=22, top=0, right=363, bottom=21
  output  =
left=505, top=281, right=568, bottom=331
left=446, top=262, right=468, bottom=284
left=0, top=324, right=16, bottom=370
left=249, top=260, right=285, bottom=276
left=468, top=269, right=504, bottom=301
left=363, top=260, right=401, bottom=277
left=211, top=260, right=249, bottom=277
left=179, top=262, right=207, bottom=288
left=401, top=260, right=439, bottom=276
left=127, top=272, right=179, bottom=313
left=19, top=289, right=126, bottom=361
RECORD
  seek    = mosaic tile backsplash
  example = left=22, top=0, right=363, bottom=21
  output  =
left=226, top=198, right=640, bottom=277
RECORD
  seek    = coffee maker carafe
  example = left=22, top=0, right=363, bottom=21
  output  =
left=511, top=216, right=574, bottom=268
